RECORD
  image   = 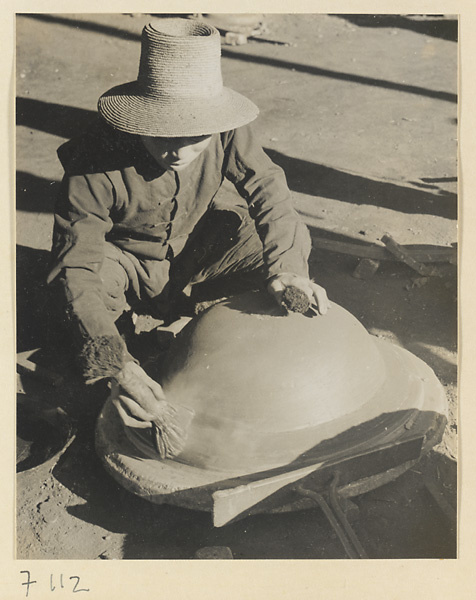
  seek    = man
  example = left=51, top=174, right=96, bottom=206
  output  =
left=48, top=18, right=329, bottom=454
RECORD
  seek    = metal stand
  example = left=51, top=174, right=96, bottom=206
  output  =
left=295, top=473, right=368, bottom=559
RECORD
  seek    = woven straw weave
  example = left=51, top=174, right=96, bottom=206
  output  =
left=98, top=19, right=258, bottom=137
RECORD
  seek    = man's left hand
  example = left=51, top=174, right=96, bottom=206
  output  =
left=267, top=273, right=330, bottom=315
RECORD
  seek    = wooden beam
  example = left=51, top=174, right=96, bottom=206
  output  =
left=212, top=462, right=324, bottom=527
left=310, top=234, right=456, bottom=264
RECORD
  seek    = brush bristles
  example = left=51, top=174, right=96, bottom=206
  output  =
left=152, top=407, right=188, bottom=459
left=281, top=286, right=311, bottom=314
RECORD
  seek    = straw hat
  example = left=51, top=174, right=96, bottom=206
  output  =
left=98, top=19, right=259, bottom=137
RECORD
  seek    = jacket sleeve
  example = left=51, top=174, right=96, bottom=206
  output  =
left=223, top=124, right=311, bottom=279
left=48, top=171, right=129, bottom=379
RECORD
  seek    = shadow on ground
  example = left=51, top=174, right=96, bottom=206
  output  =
left=334, top=14, right=458, bottom=43
left=17, top=245, right=51, bottom=352
left=50, top=421, right=456, bottom=558
left=20, top=13, right=142, bottom=43
left=15, top=97, right=457, bottom=221
left=266, top=149, right=457, bottom=219
left=20, top=14, right=457, bottom=104
left=16, top=172, right=60, bottom=214
left=16, top=97, right=98, bottom=139
left=307, top=247, right=457, bottom=386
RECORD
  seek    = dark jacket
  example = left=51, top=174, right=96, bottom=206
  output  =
left=48, top=121, right=311, bottom=371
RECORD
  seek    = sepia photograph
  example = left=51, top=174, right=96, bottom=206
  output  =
left=15, top=12, right=457, bottom=562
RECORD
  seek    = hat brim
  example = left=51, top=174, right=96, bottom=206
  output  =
left=95, top=340, right=447, bottom=512
left=98, top=81, right=259, bottom=137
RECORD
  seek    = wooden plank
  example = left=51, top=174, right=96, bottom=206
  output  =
left=212, top=462, right=324, bottom=527
left=382, top=234, right=448, bottom=277
left=382, top=234, right=436, bottom=276
left=212, top=435, right=425, bottom=526
left=310, top=235, right=456, bottom=264
left=16, top=349, right=64, bottom=386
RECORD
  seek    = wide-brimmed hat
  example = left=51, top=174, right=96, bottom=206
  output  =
left=98, top=19, right=259, bottom=137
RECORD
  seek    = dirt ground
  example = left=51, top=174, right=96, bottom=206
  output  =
left=16, top=13, right=457, bottom=559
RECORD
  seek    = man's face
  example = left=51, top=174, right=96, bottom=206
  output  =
left=140, top=134, right=213, bottom=172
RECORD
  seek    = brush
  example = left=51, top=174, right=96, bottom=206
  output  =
left=281, top=285, right=311, bottom=314
left=80, top=335, right=194, bottom=459
left=113, top=362, right=195, bottom=459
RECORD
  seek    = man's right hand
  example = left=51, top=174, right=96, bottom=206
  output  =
left=111, top=361, right=168, bottom=429
left=267, top=273, right=330, bottom=315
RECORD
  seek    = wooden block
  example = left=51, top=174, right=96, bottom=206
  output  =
left=381, top=234, right=445, bottom=277
left=194, top=546, right=234, bottom=559
left=224, top=32, right=248, bottom=45
left=353, top=258, right=380, bottom=279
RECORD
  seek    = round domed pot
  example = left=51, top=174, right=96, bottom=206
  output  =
left=96, top=291, right=447, bottom=517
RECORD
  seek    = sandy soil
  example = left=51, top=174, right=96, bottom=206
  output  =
left=16, top=13, right=457, bottom=559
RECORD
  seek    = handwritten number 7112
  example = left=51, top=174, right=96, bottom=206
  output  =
left=20, top=571, right=90, bottom=596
